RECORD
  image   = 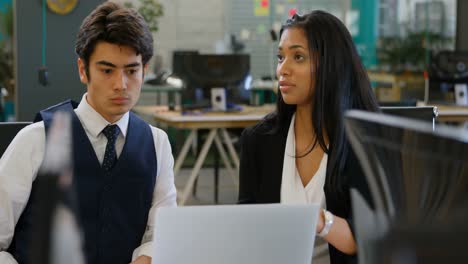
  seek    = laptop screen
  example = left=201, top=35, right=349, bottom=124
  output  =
left=152, top=204, right=320, bottom=264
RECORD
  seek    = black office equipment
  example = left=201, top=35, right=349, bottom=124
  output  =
left=230, top=34, right=245, bottom=53
left=427, top=50, right=468, bottom=104
left=378, top=99, right=417, bottom=107
left=345, top=110, right=468, bottom=264
left=380, top=106, right=438, bottom=120
left=145, top=55, right=170, bottom=85
left=0, top=99, right=4, bottom=122
left=171, top=50, right=199, bottom=80
left=0, top=122, right=31, bottom=157
left=172, top=52, right=250, bottom=111
left=380, top=106, right=438, bottom=129
left=38, top=66, right=49, bottom=86
left=170, top=52, right=250, bottom=202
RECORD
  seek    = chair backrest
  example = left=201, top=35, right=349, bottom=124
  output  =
left=0, top=122, right=31, bottom=157
left=345, top=110, right=467, bottom=222
left=345, top=110, right=468, bottom=263
left=378, top=99, right=417, bottom=107
left=350, top=189, right=387, bottom=264
left=380, top=106, right=438, bottom=130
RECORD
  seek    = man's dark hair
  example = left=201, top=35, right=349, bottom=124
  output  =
left=75, top=2, right=153, bottom=77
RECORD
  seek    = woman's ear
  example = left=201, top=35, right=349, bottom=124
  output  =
left=77, top=58, right=88, bottom=84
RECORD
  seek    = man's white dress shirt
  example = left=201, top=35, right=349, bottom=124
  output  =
left=0, top=94, right=177, bottom=263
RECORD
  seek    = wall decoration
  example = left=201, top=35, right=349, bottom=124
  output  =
left=46, top=0, right=78, bottom=15
left=254, top=0, right=269, bottom=17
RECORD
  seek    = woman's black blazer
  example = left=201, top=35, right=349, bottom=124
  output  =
left=238, top=117, right=373, bottom=264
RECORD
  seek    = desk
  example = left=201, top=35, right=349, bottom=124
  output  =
left=416, top=102, right=468, bottom=122
left=433, top=105, right=468, bottom=122
left=133, top=105, right=274, bottom=205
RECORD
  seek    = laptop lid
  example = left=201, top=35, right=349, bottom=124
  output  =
left=152, top=204, right=320, bottom=264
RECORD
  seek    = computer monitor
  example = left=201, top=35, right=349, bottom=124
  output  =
left=171, top=50, right=199, bottom=80
left=172, top=52, right=250, bottom=110
left=0, top=122, right=31, bottom=157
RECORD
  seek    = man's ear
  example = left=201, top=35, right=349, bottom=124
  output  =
left=77, top=58, right=88, bottom=84
left=143, top=64, right=149, bottom=76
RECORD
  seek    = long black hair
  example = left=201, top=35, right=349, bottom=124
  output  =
left=267, top=11, right=379, bottom=197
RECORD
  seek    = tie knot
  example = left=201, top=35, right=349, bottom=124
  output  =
left=102, top=125, right=120, bottom=142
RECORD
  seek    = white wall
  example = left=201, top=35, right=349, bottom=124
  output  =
left=111, top=0, right=227, bottom=72
left=398, top=0, right=456, bottom=37
left=112, top=0, right=351, bottom=78
left=156, top=0, right=227, bottom=71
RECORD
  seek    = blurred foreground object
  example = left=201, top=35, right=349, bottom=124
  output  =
left=345, top=110, right=468, bottom=264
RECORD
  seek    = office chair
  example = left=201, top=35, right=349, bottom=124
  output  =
left=0, top=101, right=4, bottom=121
left=377, top=218, right=468, bottom=264
left=380, top=106, right=438, bottom=129
left=0, top=122, right=31, bottom=157
left=344, top=110, right=468, bottom=264
left=378, top=99, right=417, bottom=107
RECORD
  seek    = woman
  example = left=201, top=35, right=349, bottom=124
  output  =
left=238, top=11, right=379, bottom=264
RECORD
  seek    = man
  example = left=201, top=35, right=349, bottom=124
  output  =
left=0, top=2, right=176, bottom=264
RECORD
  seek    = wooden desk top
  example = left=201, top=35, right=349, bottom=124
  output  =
left=432, top=105, right=468, bottom=122
left=414, top=101, right=468, bottom=122
left=134, top=103, right=468, bottom=129
left=133, top=104, right=275, bottom=129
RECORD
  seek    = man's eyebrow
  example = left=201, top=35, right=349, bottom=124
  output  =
left=95, top=61, right=141, bottom=68
left=96, top=61, right=116, bottom=67
left=123, top=62, right=141, bottom=68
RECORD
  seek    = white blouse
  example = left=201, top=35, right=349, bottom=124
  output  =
left=281, top=114, right=330, bottom=264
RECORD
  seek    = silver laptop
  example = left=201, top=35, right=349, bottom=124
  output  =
left=152, top=204, right=320, bottom=264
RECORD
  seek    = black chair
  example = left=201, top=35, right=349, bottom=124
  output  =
left=378, top=99, right=417, bottom=107
left=380, top=106, right=438, bottom=129
left=0, top=122, right=31, bottom=157
left=0, top=100, right=4, bottom=122
left=344, top=110, right=468, bottom=264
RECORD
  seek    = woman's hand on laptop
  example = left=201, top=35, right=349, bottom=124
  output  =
left=130, top=255, right=151, bottom=264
